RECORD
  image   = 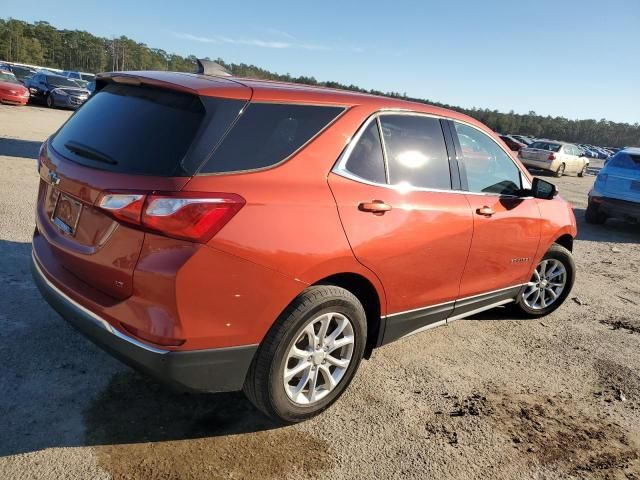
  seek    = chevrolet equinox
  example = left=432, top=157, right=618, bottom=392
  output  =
left=32, top=67, right=577, bottom=423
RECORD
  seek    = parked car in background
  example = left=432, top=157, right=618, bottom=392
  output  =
left=10, top=65, right=37, bottom=84
left=24, top=72, right=89, bottom=109
left=586, top=148, right=640, bottom=224
left=511, top=135, right=534, bottom=146
left=0, top=70, right=30, bottom=105
left=519, top=141, right=589, bottom=177
left=32, top=68, right=578, bottom=423
left=63, top=70, right=96, bottom=83
left=499, top=134, right=527, bottom=152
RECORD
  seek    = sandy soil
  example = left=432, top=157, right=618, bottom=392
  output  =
left=0, top=103, right=639, bottom=479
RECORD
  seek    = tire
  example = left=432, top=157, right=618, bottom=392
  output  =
left=46, top=95, right=54, bottom=108
left=512, top=244, right=575, bottom=318
left=585, top=201, right=606, bottom=224
left=555, top=163, right=566, bottom=177
left=578, top=165, right=587, bottom=177
left=244, top=285, right=367, bottom=423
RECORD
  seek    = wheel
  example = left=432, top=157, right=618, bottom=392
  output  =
left=46, top=95, right=54, bottom=108
left=513, top=244, right=575, bottom=318
left=578, top=165, right=587, bottom=177
left=244, top=285, right=367, bottom=423
left=555, top=163, right=566, bottom=177
left=585, top=201, right=606, bottom=224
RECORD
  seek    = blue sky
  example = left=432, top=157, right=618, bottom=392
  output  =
left=2, top=0, right=638, bottom=123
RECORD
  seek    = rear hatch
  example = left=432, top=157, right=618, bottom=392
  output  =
left=35, top=75, right=251, bottom=299
left=599, top=151, right=640, bottom=203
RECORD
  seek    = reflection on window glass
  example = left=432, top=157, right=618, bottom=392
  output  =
left=345, top=120, right=386, bottom=183
left=379, top=115, right=451, bottom=190
left=454, top=122, right=522, bottom=195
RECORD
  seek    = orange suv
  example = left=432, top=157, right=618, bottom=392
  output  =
left=32, top=65, right=577, bottom=422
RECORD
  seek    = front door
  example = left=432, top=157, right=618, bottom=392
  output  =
left=449, top=120, right=541, bottom=315
left=329, top=113, right=474, bottom=343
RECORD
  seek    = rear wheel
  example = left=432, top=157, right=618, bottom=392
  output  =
left=513, top=244, right=575, bottom=317
left=585, top=200, right=607, bottom=224
left=244, top=285, right=367, bottom=423
left=555, top=163, right=566, bottom=177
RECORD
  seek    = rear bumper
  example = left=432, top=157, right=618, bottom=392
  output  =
left=590, top=195, right=640, bottom=221
left=31, top=252, right=257, bottom=393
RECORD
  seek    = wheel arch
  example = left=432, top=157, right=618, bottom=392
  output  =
left=313, top=272, right=383, bottom=358
left=553, top=233, right=574, bottom=252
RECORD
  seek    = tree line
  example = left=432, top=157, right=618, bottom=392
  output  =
left=1, top=18, right=637, bottom=147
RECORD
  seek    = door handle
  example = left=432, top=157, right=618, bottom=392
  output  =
left=358, top=200, right=392, bottom=215
left=476, top=206, right=495, bottom=217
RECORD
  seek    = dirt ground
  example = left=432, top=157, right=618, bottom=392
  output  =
left=1, top=103, right=639, bottom=480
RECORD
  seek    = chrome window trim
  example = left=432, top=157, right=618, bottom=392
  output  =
left=333, top=109, right=532, bottom=198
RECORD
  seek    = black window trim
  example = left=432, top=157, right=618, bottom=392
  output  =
left=195, top=100, right=349, bottom=176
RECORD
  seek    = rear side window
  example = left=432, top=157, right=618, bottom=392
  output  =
left=200, top=103, right=344, bottom=174
left=379, top=115, right=451, bottom=190
left=344, top=120, right=386, bottom=184
left=51, top=84, right=244, bottom=176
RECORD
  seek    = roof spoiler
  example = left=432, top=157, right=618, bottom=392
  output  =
left=196, top=59, right=231, bottom=77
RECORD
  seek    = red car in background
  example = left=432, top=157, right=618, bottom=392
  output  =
left=0, top=70, right=30, bottom=105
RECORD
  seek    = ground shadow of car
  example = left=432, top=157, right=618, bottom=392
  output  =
left=0, top=238, right=281, bottom=463
left=0, top=137, right=42, bottom=159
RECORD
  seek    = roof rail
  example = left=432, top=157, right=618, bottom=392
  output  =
left=195, top=59, right=231, bottom=77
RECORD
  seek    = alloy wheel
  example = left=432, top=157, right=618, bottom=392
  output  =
left=283, top=312, right=355, bottom=405
left=522, top=259, right=567, bottom=310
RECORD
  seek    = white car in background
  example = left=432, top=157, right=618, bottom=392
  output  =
left=519, top=140, right=589, bottom=177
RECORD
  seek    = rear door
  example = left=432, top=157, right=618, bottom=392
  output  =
left=36, top=81, right=249, bottom=299
left=329, top=113, right=474, bottom=343
left=449, top=120, right=541, bottom=312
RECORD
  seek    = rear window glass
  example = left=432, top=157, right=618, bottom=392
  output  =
left=51, top=84, right=232, bottom=176
left=200, top=103, right=344, bottom=174
left=608, top=152, right=640, bottom=170
left=529, top=141, right=561, bottom=152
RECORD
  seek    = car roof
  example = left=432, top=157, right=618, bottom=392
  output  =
left=622, top=147, right=640, bottom=155
left=97, top=70, right=488, bottom=129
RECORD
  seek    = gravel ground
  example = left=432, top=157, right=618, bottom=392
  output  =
left=1, top=104, right=639, bottom=480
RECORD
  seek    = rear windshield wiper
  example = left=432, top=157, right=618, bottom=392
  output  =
left=64, top=141, right=117, bottom=165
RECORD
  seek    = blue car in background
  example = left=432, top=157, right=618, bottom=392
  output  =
left=586, top=147, right=640, bottom=224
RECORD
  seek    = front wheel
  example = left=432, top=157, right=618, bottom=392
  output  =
left=512, top=244, right=575, bottom=317
left=46, top=95, right=54, bottom=108
left=578, top=165, right=587, bottom=177
left=244, top=285, right=367, bottom=423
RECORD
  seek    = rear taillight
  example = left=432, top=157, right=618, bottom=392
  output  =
left=96, top=191, right=245, bottom=243
left=548, top=153, right=556, bottom=161
left=37, top=142, right=46, bottom=173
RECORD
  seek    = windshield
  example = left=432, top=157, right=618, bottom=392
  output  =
left=0, top=72, right=20, bottom=85
left=46, top=75, right=81, bottom=88
left=529, top=141, right=561, bottom=152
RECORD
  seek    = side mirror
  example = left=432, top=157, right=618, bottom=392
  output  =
left=531, top=177, right=558, bottom=200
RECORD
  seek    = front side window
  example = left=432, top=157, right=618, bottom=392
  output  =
left=454, top=122, right=522, bottom=195
left=379, top=115, right=451, bottom=190
left=344, top=120, right=386, bottom=184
